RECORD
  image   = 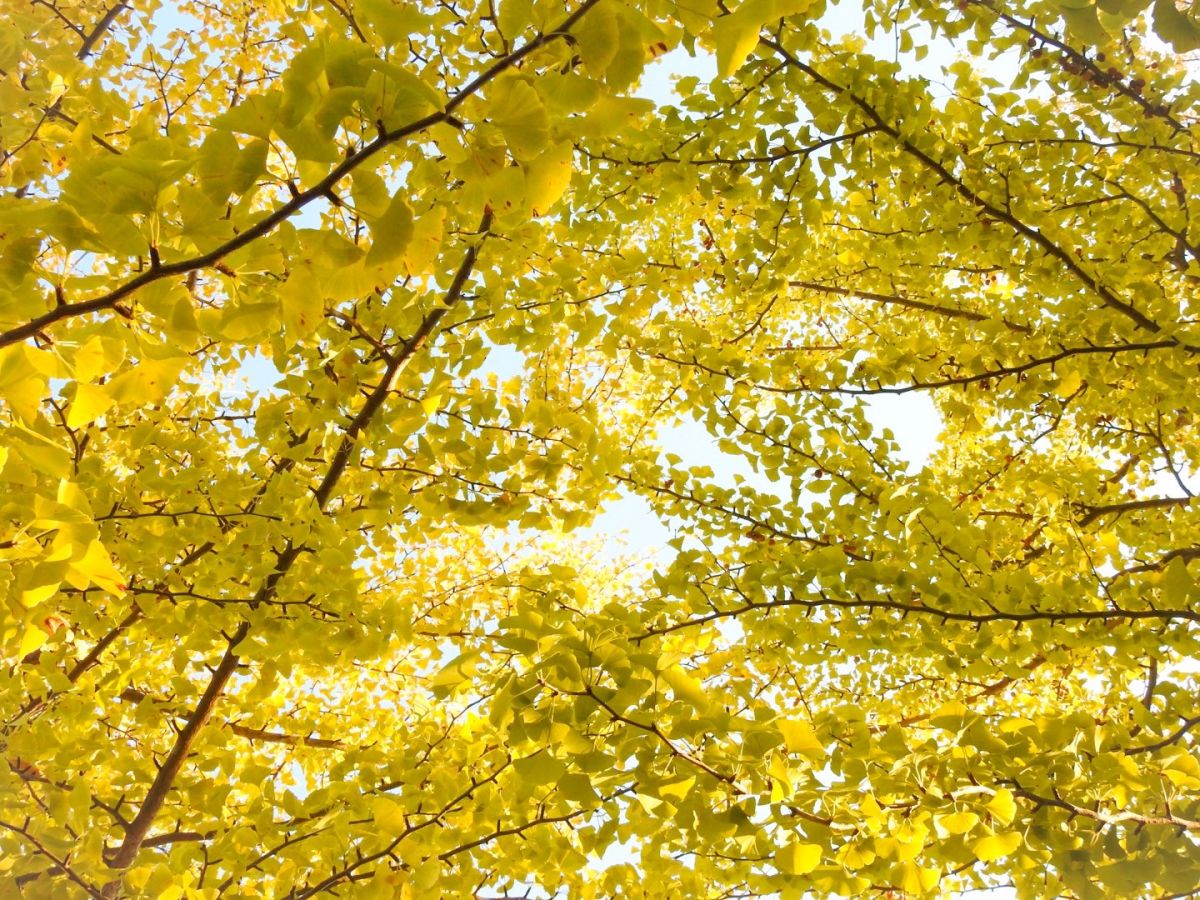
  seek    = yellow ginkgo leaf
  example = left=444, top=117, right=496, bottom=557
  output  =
left=523, top=141, right=573, bottom=216
left=986, top=788, right=1017, bottom=825
left=775, top=839, right=821, bottom=875
left=18, top=625, right=49, bottom=657
left=779, top=718, right=824, bottom=757
left=936, top=810, right=979, bottom=836
left=67, top=382, right=114, bottom=428
left=972, top=831, right=1022, bottom=862
left=371, top=796, right=407, bottom=832
left=67, top=540, right=126, bottom=595
left=420, top=393, right=442, bottom=416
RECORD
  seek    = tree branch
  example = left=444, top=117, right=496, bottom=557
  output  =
left=227, top=723, right=345, bottom=749
left=0, top=0, right=597, bottom=349
left=78, top=3, right=131, bottom=60
left=761, top=35, right=1186, bottom=344
left=103, top=623, right=249, bottom=873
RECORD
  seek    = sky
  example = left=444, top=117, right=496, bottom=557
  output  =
left=571, top=0, right=950, bottom=558
left=224, top=0, right=950, bottom=564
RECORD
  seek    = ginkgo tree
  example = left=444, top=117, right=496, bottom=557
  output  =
left=1, top=0, right=1198, bottom=896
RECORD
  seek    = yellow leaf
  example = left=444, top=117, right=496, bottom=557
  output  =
left=431, top=650, right=482, bottom=691
left=1055, top=370, right=1083, bottom=398
left=109, top=357, right=188, bottom=405
left=281, top=274, right=325, bottom=340
left=986, top=788, right=1017, bottom=825
left=769, top=752, right=792, bottom=801
left=573, top=2, right=620, bottom=75
left=21, top=543, right=72, bottom=607
left=635, top=793, right=664, bottom=813
left=0, top=346, right=46, bottom=422
left=489, top=78, right=549, bottom=160
left=515, top=752, right=566, bottom=786
left=403, top=207, right=445, bottom=276
left=67, top=540, right=126, bottom=595
left=779, top=718, right=824, bottom=757
left=57, top=479, right=92, bottom=514
left=371, top=795, right=407, bottom=832
left=659, top=776, right=695, bottom=800
left=1162, top=556, right=1193, bottom=600
left=523, top=141, right=573, bottom=216
left=838, top=842, right=876, bottom=869
left=67, top=382, right=114, bottom=428
left=929, top=700, right=968, bottom=724
left=549, top=722, right=592, bottom=754
left=714, top=1, right=770, bottom=78
left=366, top=194, right=415, bottom=267
left=660, top=664, right=707, bottom=708
left=577, top=95, right=655, bottom=139
left=420, top=393, right=442, bottom=416
left=18, top=625, right=49, bottom=657
left=775, top=839, right=821, bottom=875
left=893, top=861, right=941, bottom=894
left=20, top=582, right=60, bottom=609
left=935, top=810, right=979, bottom=836
left=972, top=830, right=1022, bottom=862
left=74, top=335, right=123, bottom=382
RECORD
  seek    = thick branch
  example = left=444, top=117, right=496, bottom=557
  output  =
left=1075, top=495, right=1193, bottom=527
left=102, top=207, right=493, bottom=886
left=1111, top=546, right=1200, bottom=582
left=1125, top=714, right=1200, bottom=755
left=104, top=622, right=249, bottom=872
left=1009, top=782, right=1200, bottom=830
left=78, top=3, right=130, bottom=59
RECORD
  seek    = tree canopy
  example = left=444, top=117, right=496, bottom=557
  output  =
left=1, top=0, right=1199, bottom=896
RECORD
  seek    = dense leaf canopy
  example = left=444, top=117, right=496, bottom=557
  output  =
left=1, top=0, right=1199, bottom=896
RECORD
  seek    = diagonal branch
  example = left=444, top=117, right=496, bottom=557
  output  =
left=100, top=210, right=493, bottom=887
left=1007, top=781, right=1200, bottom=830
left=760, top=35, right=1186, bottom=344
left=1075, top=495, right=1192, bottom=527
left=788, top=278, right=1031, bottom=332
left=0, top=0, right=598, bottom=349
left=78, top=3, right=131, bottom=60
left=1125, top=714, right=1200, bottom=755
left=103, top=622, right=249, bottom=872
left=757, top=340, right=1178, bottom=395
left=1, top=818, right=104, bottom=898
left=638, top=590, right=1200, bottom=640
left=226, top=722, right=345, bottom=749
